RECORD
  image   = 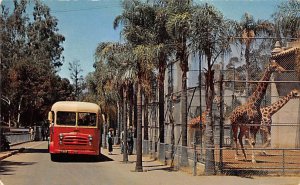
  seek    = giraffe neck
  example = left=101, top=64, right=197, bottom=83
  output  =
left=266, top=93, right=294, bottom=116
left=247, top=67, right=272, bottom=106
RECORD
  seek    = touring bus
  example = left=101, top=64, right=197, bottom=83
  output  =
left=48, top=101, right=102, bottom=161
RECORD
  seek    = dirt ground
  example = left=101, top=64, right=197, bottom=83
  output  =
left=215, top=147, right=300, bottom=175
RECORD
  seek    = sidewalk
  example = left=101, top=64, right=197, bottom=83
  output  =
left=0, top=141, right=36, bottom=161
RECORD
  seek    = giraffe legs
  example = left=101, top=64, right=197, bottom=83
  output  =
left=260, top=126, right=271, bottom=155
left=248, top=133, right=257, bottom=163
left=238, top=130, right=247, bottom=161
left=232, top=124, right=239, bottom=160
left=238, top=126, right=257, bottom=163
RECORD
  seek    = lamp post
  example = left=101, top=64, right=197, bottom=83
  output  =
left=1, top=96, right=11, bottom=127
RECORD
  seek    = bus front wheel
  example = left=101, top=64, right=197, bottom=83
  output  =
left=50, top=154, right=58, bottom=161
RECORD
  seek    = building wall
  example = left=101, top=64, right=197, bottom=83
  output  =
left=271, top=41, right=300, bottom=148
left=271, top=76, right=300, bottom=148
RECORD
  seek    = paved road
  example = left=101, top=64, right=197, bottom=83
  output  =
left=0, top=141, right=300, bottom=185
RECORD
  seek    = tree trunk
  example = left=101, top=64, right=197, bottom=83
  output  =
left=135, top=82, right=143, bottom=172
left=117, top=102, right=121, bottom=142
left=204, top=67, right=216, bottom=175
left=245, top=43, right=250, bottom=97
left=123, top=87, right=128, bottom=163
left=158, top=73, right=165, bottom=143
left=158, top=66, right=166, bottom=163
left=129, top=84, right=133, bottom=128
left=144, top=94, right=149, bottom=140
left=103, top=114, right=107, bottom=149
left=134, top=84, right=138, bottom=138
left=181, top=69, right=188, bottom=166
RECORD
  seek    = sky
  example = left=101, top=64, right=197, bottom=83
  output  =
left=1, top=0, right=284, bottom=80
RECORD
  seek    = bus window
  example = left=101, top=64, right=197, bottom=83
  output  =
left=78, top=113, right=96, bottom=127
left=57, top=112, right=76, bottom=126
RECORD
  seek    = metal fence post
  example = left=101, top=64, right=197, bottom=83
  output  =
left=282, top=149, right=285, bottom=175
left=193, top=143, right=197, bottom=176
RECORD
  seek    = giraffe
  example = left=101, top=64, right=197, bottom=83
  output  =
left=252, top=89, right=300, bottom=154
left=229, top=60, right=285, bottom=163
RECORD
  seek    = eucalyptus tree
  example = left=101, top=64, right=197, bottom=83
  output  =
left=1, top=0, right=28, bottom=126
left=190, top=3, right=232, bottom=175
left=1, top=0, right=65, bottom=127
left=68, top=59, right=84, bottom=100
left=272, top=0, right=300, bottom=43
left=165, top=0, right=192, bottom=167
left=233, top=13, right=274, bottom=95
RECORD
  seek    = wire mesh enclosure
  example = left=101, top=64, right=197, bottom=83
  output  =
left=147, top=39, right=300, bottom=175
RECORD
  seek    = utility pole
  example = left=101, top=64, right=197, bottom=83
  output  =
left=17, top=96, right=23, bottom=128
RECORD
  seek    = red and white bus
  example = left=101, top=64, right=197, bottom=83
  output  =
left=48, top=101, right=102, bottom=161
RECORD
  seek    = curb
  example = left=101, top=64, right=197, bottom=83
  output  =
left=0, top=148, right=25, bottom=161
left=0, top=150, right=18, bottom=161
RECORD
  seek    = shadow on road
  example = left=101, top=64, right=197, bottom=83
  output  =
left=22, top=148, right=49, bottom=153
left=0, top=160, right=36, bottom=176
left=51, top=154, right=114, bottom=163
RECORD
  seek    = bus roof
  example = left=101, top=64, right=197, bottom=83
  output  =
left=51, top=101, right=100, bottom=113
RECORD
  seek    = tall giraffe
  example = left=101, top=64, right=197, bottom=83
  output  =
left=252, top=89, right=300, bottom=153
left=229, top=60, right=285, bottom=163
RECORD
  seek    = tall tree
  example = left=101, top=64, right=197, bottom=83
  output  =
left=113, top=0, right=158, bottom=171
left=152, top=2, right=172, bottom=145
left=165, top=0, right=192, bottom=167
left=272, top=0, right=300, bottom=43
left=94, top=42, right=130, bottom=160
left=68, top=59, right=84, bottom=100
left=190, top=3, right=232, bottom=175
left=233, top=13, right=274, bottom=95
left=1, top=0, right=66, bottom=127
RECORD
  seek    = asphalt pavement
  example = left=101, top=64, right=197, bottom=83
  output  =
left=1, top=142, right=300, bottom=185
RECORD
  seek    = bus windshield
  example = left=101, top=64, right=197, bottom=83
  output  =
left=78, top=112, right=97, bottom=127
left=57, top=111, right=76, bottom=126
left=56, top=111, right=97, bottom=127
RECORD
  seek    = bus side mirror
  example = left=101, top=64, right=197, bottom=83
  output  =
left=48, top=111, right=53, bottom=123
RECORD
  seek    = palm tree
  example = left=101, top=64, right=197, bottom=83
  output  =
left=113, top=0, right=158, bottom=171
left=190, top=3, right=232, bottom=175
left=234, top=13, right=274, bottom=95
left=94, top=41, right=134, bottom=162
left=165, top=0, right=192, bottom=167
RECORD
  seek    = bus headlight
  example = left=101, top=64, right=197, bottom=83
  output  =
left=59, top=133, right=64, bottom=144
left=88, top=135, right=92, bottom=145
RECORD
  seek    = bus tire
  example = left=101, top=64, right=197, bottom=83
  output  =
left=50, top=154, right=58, bottom=161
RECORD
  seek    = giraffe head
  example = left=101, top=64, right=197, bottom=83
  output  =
left=290, top=89, right=300, bottom=99
left=268, top=60, right=285, bottom=73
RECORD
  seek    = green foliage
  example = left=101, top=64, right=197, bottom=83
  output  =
left=272, top=0, right=300, bottom=42
left=0, top=0, right=70, bottom=127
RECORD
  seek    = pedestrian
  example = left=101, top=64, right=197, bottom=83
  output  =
left=29, top=127, right=34, bottom=141
left=120, top=130, right=124, bottom=154
left=107, top=128, right=113, bottom=155
left=127, top=126, right=134, bottom=155
left=41, top=126, right=45, bottom=141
